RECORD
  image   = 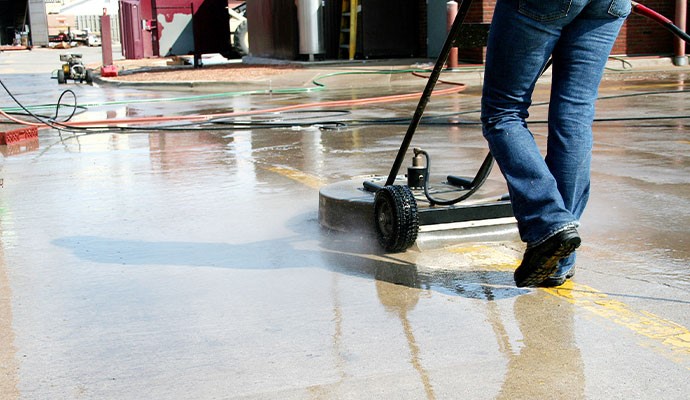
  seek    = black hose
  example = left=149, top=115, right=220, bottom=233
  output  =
left=53, top=89, right=79, bottom=122
left=417, top=149, right=494, bottom=206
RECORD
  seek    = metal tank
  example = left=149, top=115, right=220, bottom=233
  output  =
left=297, top=0, right=324, bottom=61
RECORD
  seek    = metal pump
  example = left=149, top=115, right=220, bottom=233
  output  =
left=407, top=148, right=428, bottom=189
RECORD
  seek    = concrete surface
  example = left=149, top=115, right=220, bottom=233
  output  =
left=1, top=46, right=689, bottom=399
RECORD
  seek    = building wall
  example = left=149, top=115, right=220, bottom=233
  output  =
left=246, top=0, right=298, bottom=59
left=75, top=14, right=121, bottom=42
left=617, top=0, right=677, bottom=56
left=119, top=0, right=154, bottom=59
left=457, top=0, right=494, bottom=62
left=453, top=0, right=686, bottom=62
left=119, top=0, right=230, bottom=60
left=154, top=0, right=230, bottom=57
left=112, top=0, right=689, bottom=61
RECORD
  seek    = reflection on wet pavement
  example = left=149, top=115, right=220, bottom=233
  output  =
left=497, top=294, right=585, bottom=400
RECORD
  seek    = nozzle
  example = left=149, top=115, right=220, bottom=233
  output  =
left=412, top=148, right=424, bottom=167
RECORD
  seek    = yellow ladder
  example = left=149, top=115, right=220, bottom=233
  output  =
left=339, top=0, right=359, bottom=60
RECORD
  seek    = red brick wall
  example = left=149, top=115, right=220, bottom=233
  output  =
left=617, top=0, right=678, bottom=56
left=458, top=0, right=495, bottom=62
left=453, top=0, right=687, bottom=61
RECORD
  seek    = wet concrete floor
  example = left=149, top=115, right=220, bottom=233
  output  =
left=1, top=48, right=689, bottom=399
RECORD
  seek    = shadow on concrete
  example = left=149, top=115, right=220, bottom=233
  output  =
left=52, top=211, right=528, bottom=302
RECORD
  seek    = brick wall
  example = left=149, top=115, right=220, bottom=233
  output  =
left=617, top=0, right=677, bottom=56
left=458, top=0, right=495, bottom=62
left=452, top=0, right=687, bottom=62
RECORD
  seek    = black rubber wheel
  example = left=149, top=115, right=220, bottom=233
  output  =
left=57, top=69, right=66, bottom=84
left=374, top=185, right=419, bottom=252
left=85, top=70, right=94, bottom=84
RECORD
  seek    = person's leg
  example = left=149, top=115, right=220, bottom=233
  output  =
left=482, top=0, right=579, bottom=246
left=482, top=0, right=588, bottom=286
left=541, top=0, right=630, bottom=286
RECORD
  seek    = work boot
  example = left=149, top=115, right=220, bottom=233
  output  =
left=540, top=265, right=576, bottom=287
left=514, top=227, right=581, bottom=287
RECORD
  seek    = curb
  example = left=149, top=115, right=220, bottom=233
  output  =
left=93, top=56, right=690, bottom=90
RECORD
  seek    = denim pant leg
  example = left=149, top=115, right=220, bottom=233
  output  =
left=482, top=0, right=628, bottom=247
left=547, top=4, right=628, bottom=274
left=481, top=0, right=576, bottom=245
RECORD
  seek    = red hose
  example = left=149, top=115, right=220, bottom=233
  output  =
left=632, top=1, right=673, bottom=24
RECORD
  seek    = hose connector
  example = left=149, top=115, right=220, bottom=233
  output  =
left=407, top=148, right=428, bottom=189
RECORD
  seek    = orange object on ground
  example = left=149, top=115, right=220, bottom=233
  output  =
left=0, top=125, right=39, bottom=145
left=101, top=65, right=118, bottom=77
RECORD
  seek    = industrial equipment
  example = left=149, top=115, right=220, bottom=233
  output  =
left=56, top=54, right=94, bottom=84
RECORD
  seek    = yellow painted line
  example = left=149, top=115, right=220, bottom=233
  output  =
left=263, top=165, right=326, bottom=190
left=449, top=244, right=690, bottom=366
left=448, top=244, right=520, bottom=270
left=545, top=282, right=690, bottom=362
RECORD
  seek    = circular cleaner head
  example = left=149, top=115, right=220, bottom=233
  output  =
left=318, top=176, right=519, bottom=252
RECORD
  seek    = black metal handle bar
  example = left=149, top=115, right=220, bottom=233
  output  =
left=384, top=0, right=474, bottom=186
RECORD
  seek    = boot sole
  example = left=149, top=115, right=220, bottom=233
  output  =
left=515, top=236, right=581, bottom=287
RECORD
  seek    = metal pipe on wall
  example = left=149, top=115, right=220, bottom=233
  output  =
left=447, top=1, right=458, bottom=69
left=674, top=0, right=687, bottom=65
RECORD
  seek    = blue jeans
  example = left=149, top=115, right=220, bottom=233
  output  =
left=481, top=0, right=629, bottom=275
